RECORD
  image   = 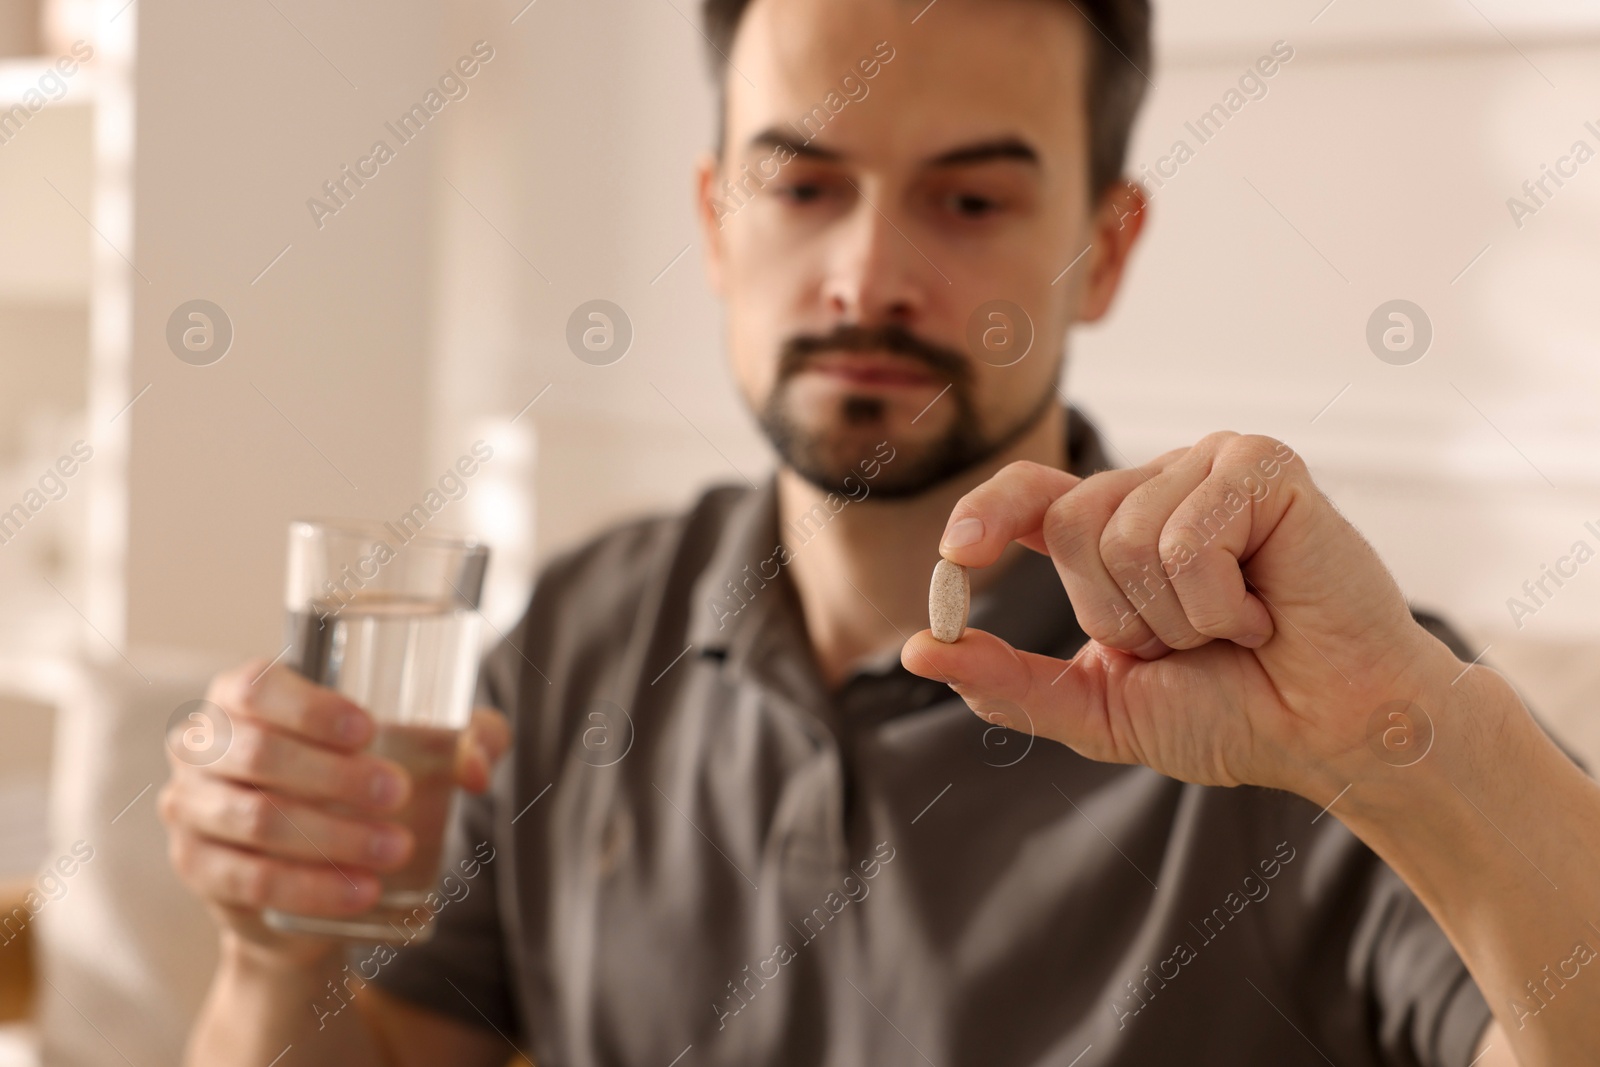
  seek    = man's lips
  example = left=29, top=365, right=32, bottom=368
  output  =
left=800, top=353, right=944, bottom=388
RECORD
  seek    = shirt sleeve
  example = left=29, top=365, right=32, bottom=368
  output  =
left=1243, top=608, right=1513, bottom=1066
left=1351, top=859, right=1495, bottom=1067
left=1370, top=609, right=1495, bottom=1065
left=1256, top=790, right=1494, bottom=1067
left=357, top=614, right=526, bottom=1037
left=1356, top=605, right=1597, bottom=1064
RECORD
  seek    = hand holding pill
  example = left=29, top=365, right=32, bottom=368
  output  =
left=901, top=436, right=1460, bottom=800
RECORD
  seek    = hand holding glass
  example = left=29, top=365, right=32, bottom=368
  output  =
left=262, top=519, right=489, bottom=942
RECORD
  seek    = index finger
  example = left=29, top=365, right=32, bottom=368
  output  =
left=938, top=461, right=1081, bottom=566
left=205, top=659, right=373, bottom=752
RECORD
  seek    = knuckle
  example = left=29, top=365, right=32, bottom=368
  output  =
left=204, top=667, right=238, bottom=704
left=1077, top=600, right=1144, bottom=646
left=169, top=837, right=211, bottom=896
left=234, top=791, right=279, bottom=842
left=1150, top=445, right=1189, bottom=468
left=1197, top=489, right=1246, bottom=532
left=1239, top=434, right=1303, bottom=474
left=156, top=781, right=182, bottom=826
left=281, top=699, right=318, bottom=739
left=1041, top=494, right=1098, bottom=559
left=323, top=821, right=362, bottom=862
left=1161, top=625, right=1212, bottom=650
left=1157, top=532, right=1203, bottom=576
left=973, top=460, right=1049, bottom=512
left=1238, top=432, right=1284, bottom=455
left=1099, top=512, right=1158, bottom=572
left=297, top=699, right=333, bottom=737
left=1197, top=430, right=1242, bottom=453
left=469, top=715, right=509, bottom=761
left=234, top=858, right=274, bottom=909
left=210, top=660, right=260, bottom=709
left=340, top=757, right=384, bottom=806
left=238, top=656, right=274, bottom=680
left=1186, top=610, right=1237, bottom=638
left=999, top=459, right=1049, bottom=483
left=328, top=755, right=358, bottom=799
left=166, top=829, right=192, bottom=875
left=229, top=724, right=272, bottom=778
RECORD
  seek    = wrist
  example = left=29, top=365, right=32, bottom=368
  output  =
left=1329, top=651, right=1546, bottom=891
left=1287, top=627, right=1462, bottom=817
left=219, top=923, right=346, bottom=982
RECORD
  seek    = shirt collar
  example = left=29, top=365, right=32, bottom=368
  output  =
left=686, top=475, right=791, bottom=664
left=686, top=404, right=1115, bottom=677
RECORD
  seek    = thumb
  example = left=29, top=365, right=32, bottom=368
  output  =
left=901, top=628, right=1115, bottom=756
left=457, top=707, right=512, bottom=793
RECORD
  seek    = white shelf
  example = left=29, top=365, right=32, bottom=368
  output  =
left=0, top=60, right=93, bottom=303
left=0, top=55, right=95, bottom=109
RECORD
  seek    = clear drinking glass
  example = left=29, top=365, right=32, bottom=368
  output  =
left=261, top=518, right=489, bottom=943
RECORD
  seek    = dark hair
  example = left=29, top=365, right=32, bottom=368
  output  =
left=699, top=0, right=1152, bottom=200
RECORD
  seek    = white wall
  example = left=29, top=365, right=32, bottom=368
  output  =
left=125, top=0, right=447, bottom=656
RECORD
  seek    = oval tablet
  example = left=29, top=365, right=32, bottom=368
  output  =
left=928, top=558, right=970, bottom=643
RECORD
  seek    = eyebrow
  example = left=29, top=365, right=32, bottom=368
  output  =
left=927, top=137, right=1040, bottom=168
left=745, top=127, right=1041, bottom=169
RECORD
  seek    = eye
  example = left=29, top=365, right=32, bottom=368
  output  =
left=947, top=192, right=1001, bottom=218
left=780, top=183, right=827, bottom=204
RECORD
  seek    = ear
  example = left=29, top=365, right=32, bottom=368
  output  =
left=1072, top=179, right=1148, bottom=324
left=695, top=151, right=727, bottom=298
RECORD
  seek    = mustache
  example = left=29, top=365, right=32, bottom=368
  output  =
left=777, top=324, right=971, bottom=384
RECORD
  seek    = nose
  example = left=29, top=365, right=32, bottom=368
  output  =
left=821, top=186, right=934, bottom=328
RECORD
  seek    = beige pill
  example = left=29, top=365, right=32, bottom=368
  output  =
left=928, top=558, right=970, bottom=643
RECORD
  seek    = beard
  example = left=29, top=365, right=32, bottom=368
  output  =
left=756, top=322, right=1058, bottom=500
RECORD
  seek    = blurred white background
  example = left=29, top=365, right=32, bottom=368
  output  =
left=1, top=0, right=1597, bottom=1061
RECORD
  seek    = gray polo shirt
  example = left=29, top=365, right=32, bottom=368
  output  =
left=369, top=408, right=1493, bottom=1066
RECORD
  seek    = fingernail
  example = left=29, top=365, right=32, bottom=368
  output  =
left=941, top=516, right=984, bottom=549
left=369, top=768, right=405, bottom=808
left=1134, top=636, right=1168, bottom=659
left=368, top=828, right=408, bottom=865
left=1239, top=632, right=1269, bottom=649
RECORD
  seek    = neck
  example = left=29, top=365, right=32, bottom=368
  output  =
left=778, top=404, right=1069, bottom=691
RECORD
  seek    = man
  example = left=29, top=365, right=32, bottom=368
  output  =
left=160, top=0, right=1600, bottom=1062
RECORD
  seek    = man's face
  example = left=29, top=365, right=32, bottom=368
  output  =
left=698, top=0, right=1134, bottom=497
